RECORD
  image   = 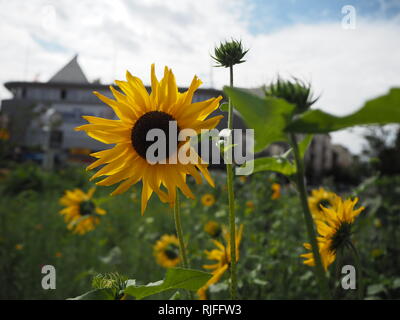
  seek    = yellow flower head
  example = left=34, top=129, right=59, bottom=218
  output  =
left=371, top=248, right=383, bottom=258
left=204, top=220, right=221, bottom=238
left=0, top=128, right=10, bottom=141
left=271, top=183, right=281, bottom=200
left=239, top=176, right=247, bottom=183
left=374, top=218, right=382, bottom=228
left=201, top=193, right=216, bottom=207
left=15, top=244, right=24, bottom=250
left=197, top=224, right=243, bottom=300
left=75, top=65, right=223, bottom=215
left=153, top=234, right=181, bottom=268
left=59, top=188, right=106, bottom=235
left=301, top=196, right=364, bottom=271
left=245, top=200, right=255, bottom=209
left=308, top=187, right=337, bottom=217
left=55, top=252, right=63, bottom=258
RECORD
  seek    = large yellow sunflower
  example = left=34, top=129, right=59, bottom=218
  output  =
left=301, top=196, right=364, bottom=271
left=308, top=187, right=338, bottom=217
left=59, top=188, right=106, bottom=235
left=75, top=65, right=223, bottom=214
left=153, top=234, right=181, bottom=268
left=197, top=224, right=243, bottom=300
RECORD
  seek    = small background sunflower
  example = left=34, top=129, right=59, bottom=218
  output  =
left=153, top=234, right=181, bottom=268
left=59, top=188, right=106, bottom=235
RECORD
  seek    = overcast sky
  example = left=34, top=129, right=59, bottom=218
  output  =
left=1, top=0, right=399, bottom=153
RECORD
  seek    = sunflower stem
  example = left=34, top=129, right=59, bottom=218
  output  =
left=348, top=241, right=364, bottom=300
left=226, top=64, right=238, bottom=300
left=334, top=247, right=343, bottom=299
left=289, top=133, right=331, bottom=299
left=173, top=191, right=194, bottom=300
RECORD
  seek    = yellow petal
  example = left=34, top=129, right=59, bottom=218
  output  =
left=87, top=145, right=131, bottom=171
left=111, top=176, right=140, bottom=196
left=93, top=91, right=134, bottom=124
left=140, top=180, right=153, bottom=215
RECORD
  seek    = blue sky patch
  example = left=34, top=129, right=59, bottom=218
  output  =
left=31, top=33, right=69, bottom=53
left=247, top=0, right=400, bottom=34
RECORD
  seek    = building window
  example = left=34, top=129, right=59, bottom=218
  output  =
left=60, top=89, right=67, bottom=100
left=22, top=87, right=27, bottom=99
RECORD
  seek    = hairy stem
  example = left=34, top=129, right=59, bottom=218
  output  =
left=173, top=191, right=194, bottom=300
left=289, top=133, right=331, bottom=299
left=334, top=247, right=343, bottom=298
left=348, top=241, right=364, bottom=300
left=226, top=64, right=237, bottom=300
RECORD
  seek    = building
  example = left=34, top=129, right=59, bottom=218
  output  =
left=304, top=134, right=352, bottom=182
left=1, top=55, right=226, bottom=156
left=1, top=55, right=351, bottom=177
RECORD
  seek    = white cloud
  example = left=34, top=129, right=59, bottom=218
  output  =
left=0, top=0, right=399, bottom=154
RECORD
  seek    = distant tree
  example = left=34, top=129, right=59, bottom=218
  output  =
left=362, top=125, right=400, bottom=175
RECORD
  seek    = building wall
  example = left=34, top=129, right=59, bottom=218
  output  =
left=1, top=81, right=352, bottom=176
left=332, top=144, right=352, bottom=168
left=304, top=134, right=334, bottom=173
left=1, top=83, right=229, bottom=152
left=260, top=134, right=353, bottom=181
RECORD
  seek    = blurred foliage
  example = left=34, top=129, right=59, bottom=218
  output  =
left=362, top=125, right=400, bottom=176
left=1, top=163, right=91, bottom=196
left=0, top=163, right=399, bottom=299
left=1, top=163, right=45, bottom=195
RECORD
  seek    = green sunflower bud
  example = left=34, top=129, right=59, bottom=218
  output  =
left=92, top=272, right=128, bottom=299
left=211, top=39, right=249, bottom=68
left=265, top=77, right=318, bottom=114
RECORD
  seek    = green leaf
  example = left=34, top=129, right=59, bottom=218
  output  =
left=124, top=268, right=212, bottom=300
left=224, top=86, right=295, bottom=152
left=219, top=102, right=229, bottom=112
left=286, top=88, right=400, bottom=133
left=169, top=291, right=182, bottom=300
left=298, top=134, right=313, bottom=158
left=351, top=175, right=379, bottom=197
left=218, top=143, right=237, bottom=154
left=99, top=246, right=122, bottom=265
left=69, top=288, right=116, bottom=300
left=248, top=156, right=296, bottom=176
left=253, top=278, right=268, bottom=286
left=239, top=134, right=311, bottom=176
left=367, top=283, right=386, bottom=296
left=392, top=278, right=400, bottom=290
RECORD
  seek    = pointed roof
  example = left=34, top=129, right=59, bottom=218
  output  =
left=48, top=54, right=89, bottom=84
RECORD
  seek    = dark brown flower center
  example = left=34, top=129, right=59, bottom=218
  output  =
left=79, top=200, right=95, bottom=216
left=330, top=221, right=352, bottom=253
left=164, top=244, right=179, bottom=260
left=131, top=111, right=180, bottom=161
left=318, top=199, right=331, bottom=210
